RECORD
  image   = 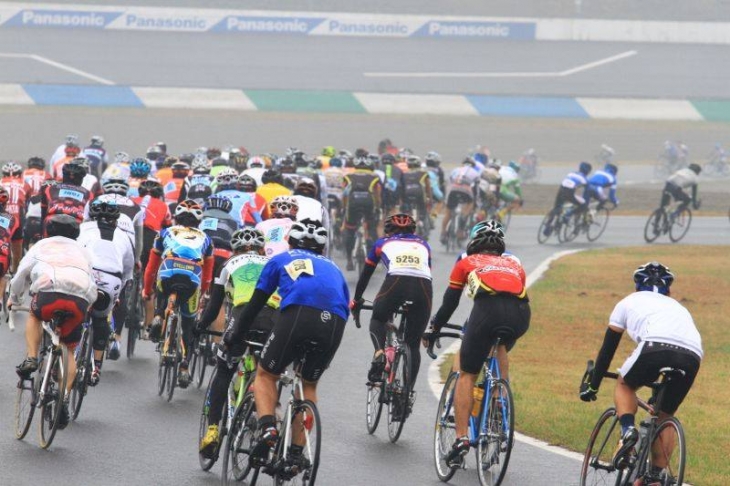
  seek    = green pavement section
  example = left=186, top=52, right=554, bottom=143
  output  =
left=691, top=100, right=730, bottom=122
left=245, top=90, right=366, bottom=113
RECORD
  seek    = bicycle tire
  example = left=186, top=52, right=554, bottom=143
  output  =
left=355, top=238, right=366, bottom=276
left=643, top=209, right=664, bottom=243
left=579, top=407, right=623, bottom=486
left=387, top=345, right=411, bottom=443
left=476, top=379, right=514, bottom=486
left=275, top=399, right=321, bottom=486
left=669, top=208, right=692, bottom=243
left=586, top=207, right=610, bottom=242
left=70, top=326, right=92, bottom=420
left=198, top=370, right=218, bottom=471
left=188, top=336, right=200, bottom=386
left=157, top=352, right=168, bottom=396
left=500, top=209, right=512, bottom=232
left=365, top=379, right=384, bottom=434
left=1, top=276, right=9, bottom=324
left=14, top=375, right=36, bottom=440
left=536, top=212, right=553, bottom=244
left=561, top=214, right=579, bottom=243
left=166, top=325, right=179, bottom=402
left=647, top=417, right=685, bottom=486
left=39, top=345, right=68, bottom=449
left=222, top=392, right=258, bottom=485
left=196, top=335, right=209, bottom=389
left=434, top=371, right=459, bottom=482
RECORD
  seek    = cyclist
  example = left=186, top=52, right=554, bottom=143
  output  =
left=143, top=200, right=214, bottom=388
left=77, top=200, right=134, bottom=383
left=497, top=160, right=524, bottom=219
left=424, top=220, right=530, bottom=467
left=197, top=228, right=279, bottom=458
left=52, top=143, right=81, bottom=180
left=81, top=135, right=108, bottom=178
left=323, top=157, right=345, bottom=213
left=179, top=157, right=213, bottom=204
left=381, top=153, right=403, bottom=217
left=228, top=148, right=249, bottom=173
left=146, top=145, right=165, bottom=177
left=579, top=263, right=702, bottom=483
left=441, top=157, right=480, bottom=244
left=424, top=152, right=445, bottom=216
left=0, top=187, right=21, bottom=303
left=256, top=196, right=298, bottom=257
left=222, top=219, right=348, bottom=467
left=40, top=158, right=93, bottom=231
left=400, top=155, right=432, bottom=227
left=477, top=159, right=502, bottom=219
left=23, top=156, right=53, bottom=196
left=237, top=174, right=270, bottom=226
left=50, top=134, right=78, bottom=167
left=543, top=161, right=592, bottom=236
left=209, top=154, right=229, bottom=178
left=585, top=163, right=619, bottom=209
left=598, top=143, right=615, bottom=164
left=100, top=151, right=131, bottom=184
left=342, top=155, right=382, bottom=271
left=319, top=146, right=336, bottom=168
left=661, top=163, right=701, bottom=213
left=351, top=213, right=432, bottom=413
left=200, top=195, right=238, bottom=280
left=1, top=162, right=31, bottom=271
left=293, top=179, right=326, bottom=224
left=155, top=155, right=177, bottom=187
left=128, top=158, right=154, bottom=198
left=10, top=215, right=97, bottom=430
left=211, top=168, right=245, bottom=227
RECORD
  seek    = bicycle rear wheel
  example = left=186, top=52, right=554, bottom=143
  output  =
left=476, top=379, right=514, bottom=486
left=586, top=207, right=610, bottom=242
left=365, top=379, right=384, bottom=434
left=166, top=328, right=180, bottom=402
left=434, top=371, right=459, bottom=482
left=387, top=346, right=411, bottom=443
left=198, top=369, right=218, bottom=471
left=648, top=417, right=685, bottom=486
left=537, top=212, right=554, bottom=244
left=70, top=326, right=92, bottom=420
left=579, top=407, right=623, bottom=486
left=223, top=392, right=259, bottom=485
left=561, top=214, right=580, bottom=243
left=39, top=345, right=68, bottom=449
left=195, top=335, right=210, bottom=389
left=669, top=208, right=692, bottom=243
left=644, top=209, right=664, bottom=243
left=275, top=399, right=321, bottom=486
left=14, top=376, right=36, bottom=440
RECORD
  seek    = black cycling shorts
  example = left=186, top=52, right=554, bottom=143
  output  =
left=460, top=294, right=530, bottom=374
left=621, top=342, right=701, bottom=415
left=446, top=190, right=473, bottom=210
left=225, top=304, right=278, bottom=358
left=345, top=197, right=375, bottom=228
left=259, top=305, right=345, bottom=382
left=140, top=226, right=158, bottom=272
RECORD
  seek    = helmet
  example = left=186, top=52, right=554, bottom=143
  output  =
left=27, top=156, right=46, bottom=170
left=0, top=187, right=9, bottom=206
left=688, top=163, right=701, bottom=175
left=159, top=155, right=176, bottom=169
left=604, top=163, right=618, bottom=175
left=310, top=157, right=323, bottom=170
left=633, top=262, right=674, bottom=294
left=89, top=199, right=120, bottom=224
left=338, top=149, right=353, bottom=163
left=384, top=213, right=416, bottom=235
left=247, top=156, right=265, bottom=169
left=381, top=153, right=396, bottom=165
left=179, top=153, right=195, bottom=164
left=578, top=161, right=592, bottom=175
left=206, top=148, right=222, bottom=160
left=406, top=155, right=421, bottom=169
left=462, top=156, right=476, bottom=167
left=270, top=195, right=298, bottom=219
left=288, top=218, right=327, bottom=253
left=398, top=148, right=413, bottom=160
left=425, top=151, right=441, bottom=166
left=231, top=228, right=265, bottom=252
left=155, top=141, right=167, bottom=154
left=278, top=157, right=296, bottom=174
left=601, top=144, right=615, bottom=155
left=64, top=134, right=79, bottom=146
left=174, top=199, right=204, bottom=224
left=62, top=158, right=88, bottom=184
left=295, top=179, right=317, bottom=198
left=113, top=152, right=130, bottom=164
left=204, top=194, right=232, bottom=213
left=2, top=162, right=22, bottom=177
left=171, top=161, right=190, bottom=176
left=46, top=214, right=80, bottom=239
left=354, top=156, right=373, bottom=170
left=322, top=146, right=336, bottom=158
left=262, top=169, right=283, bottom=185
left=329, top=157, right=343, bottom=168
left=238, top=174, right=257, bottom=192
left=138, top=180, right=163, bottom=198
left=508, top=160, right=520, bottom=172
left=191, top=154, right=210, bottom=174
left=466, top=220, right=505, bottom=256
left=129, top=158, right=151, bottom=178
left=293, top=152, right=310, bottom=168
left=90, top=135, right=104, bottom=148
left=215, top=168, right=238, bottom=187
left=102, top=178, right=130, bottom=196
left=146, top=145, right=163, bottom=161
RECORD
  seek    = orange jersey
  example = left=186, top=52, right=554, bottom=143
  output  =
left=448, top=253, right=526, bottom=298
left=0, top=177, right=31, bottom=219
left=163, top=178, right=185, bottom=204
left=22, top=169, right=53, bottom=196
left=132, top=195, right=172, bottom=232
left=155, top=167, right=173, bottom=187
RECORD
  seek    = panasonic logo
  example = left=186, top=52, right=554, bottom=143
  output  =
left=328, top=20, right=408, bottom=35
left=226, top=17, right=310, bottom=33
left=125, top=14, right=206, bottom=30
left=428, top=21, right=510, bottom=37
left=21, top=10, right=106, bottom=27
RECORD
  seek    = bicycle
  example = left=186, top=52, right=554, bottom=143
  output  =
left=156, top=290, right=185, bottom=402
left=126, top=270, right=145, bottom=358
left=242, top=340, right=323, bottom=485
left=562, top=201, right=612, bottom=243
left=643, top=202, right=692, bottom=243
left=428, top=323, right=516, bottom=486
left=13, top=307, right=71, bottom=449
left=353, top=227, right=368, bottom=275
left=537, top=204, right=571, bottom=244
left=579, top=360, right=687, bottom=486
left=2, top=272, right=12, bottom=327
left=357, top=301, right=415, bottom=443
left=69, top=317, right=94, bottom=421
left=445, top=203, right=473, bottom=253
left=190, top=327, right=214, bottom=389
left=402, top=198, right=431, bottom=241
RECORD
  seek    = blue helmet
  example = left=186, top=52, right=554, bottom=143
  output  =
left=508, top=160, right=520, bottom=172
left=129, top=158, right=151, bottom=178
left=579, top=161, right=592, bottom=175
left=329, top=157, right=343, bottom=168
left=604, top=163, right=618, bottom=175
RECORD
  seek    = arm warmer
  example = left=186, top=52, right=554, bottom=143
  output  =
left=431, top=287, right=462, bottom=329
left=691, top=184, right=698, bottom=204
left=353, top=263, right=376, bottom=301
left=143, top=250, right=161, bottom=295
left=201, top=255, right=214, bottom=294
left=197, top=283, right=225, bottom=328
left=590, top=327, right=623, bottom=390
left=231, top=288, right=270, bottom=343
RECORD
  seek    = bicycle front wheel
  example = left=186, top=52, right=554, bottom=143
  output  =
left=669, top=208, right=692, bottom=243
left=365, top=379, right=384, bottom=434
left=70, top=327, right=92, bottom=420
left=580, top=407, right=622, bottom=486
left=648, top=417, right=685, bottom=486
left=165, top=320, right=180, bottom=402
left=387, top=346, right=411, bottom=443
left=586, top=208, right=610, bottom=242
left=476, top=379, right=514, bottom=486
left=536, top=212, right=553, bottom=244
left=14, top=376, right=36, bottom=440
left=434, top=371, right=459, bottom=482
left=198, top=369, right=217, bottom=471
left=195, top=335, right=209, bottom=389
left=39, top=345, right=68, bottom=449
left=561, top=215, right=579, bottom=243
left=644, top=209, right=664, bottom=243
left=222, top=392, right=258, bottom=485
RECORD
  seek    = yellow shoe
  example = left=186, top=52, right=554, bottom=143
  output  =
left=200, top=424, right=220, bottom=458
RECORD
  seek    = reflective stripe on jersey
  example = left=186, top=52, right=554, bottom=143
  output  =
left=367, top=234, right=432, bottom=279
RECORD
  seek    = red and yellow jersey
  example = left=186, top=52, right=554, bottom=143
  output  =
left=22, top=169, right=53, bottom=196
left=448, top=253, right=526, bottom=299
left=0, top=177, right=31, bottom=219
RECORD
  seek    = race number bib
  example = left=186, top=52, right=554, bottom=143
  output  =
left=284, top=259, right=314, bottom=281
left=59, top=189, right=84, bottom=201
left=391, top=253, right=422, bottom=270
left=0, top=216, right=10, bottom=229
left=466, top=270, right=481, bottom=299
left=200, top=218, right=218, bottom=231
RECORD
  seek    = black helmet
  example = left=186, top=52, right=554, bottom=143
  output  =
left=27, top=156, right=46, bottom=170
left=262, top=169, right=283, bottom=185
left=466, top=220, right=505, bottom=255
left=688, top=163, right=701, bottom=175
left=45, top=214, right=80, bottom=239
left=288, top=218, right=327, bottom=253
left=204, top=195, right=233, bottom=213
left=633, top=262, right=674, bottom=294
left=579, top=161, right=592, bottom=175
left=138, top=180, right=163, bottom=198
left=62, top=158, right=88, bottom=184
left=238, top=174, right=257, bottom=192
left=89, top=199, right=120, bottom=224
left=384, top=213, right=416, bottom=235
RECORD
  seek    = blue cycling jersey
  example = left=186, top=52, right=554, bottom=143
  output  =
left=256, top=248, right=350, bottom=320
left=154, top=225, right=213, bottom=286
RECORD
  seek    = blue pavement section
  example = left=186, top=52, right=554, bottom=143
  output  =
left=22, top=84, right=143, bottom=107
left=466, top=95, right=589, bottom=118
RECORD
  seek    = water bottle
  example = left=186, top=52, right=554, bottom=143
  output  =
left=639, top=418, right=651, bottom=445
left=472, top=383, right=485, bottom=417
left=384, top=346, right=395, bottom=372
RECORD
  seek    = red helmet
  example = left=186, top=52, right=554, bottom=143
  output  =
left=384, top=213, right=416, bottom=235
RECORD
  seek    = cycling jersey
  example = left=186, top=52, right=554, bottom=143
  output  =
left=144, top=225, right=214, bottom=294
left=81, top=146, right=108, bottom=177
left=163, top=178, right=185, bottom=205
left=77, top=220, right=134, bottom=287
left=293, top=195, right=326, bottom=224
left=242, top=167, right=266, bottom=186
left=51, top=156, right=74, bottom=180
left=84, top=193, right=142, bottom=242
left=427, top=170, right=444, bottom=202
left=238, top=191, right=270, bottom=226
left=255, top=248, right=349, bottom=320
left=0, top=210, right=21, bottom=273
left=199, top=208, right=238, bottom=251
left=22, top=169, right=53, bottom=196
left=499, top=166, right=522, bottom=201
left=366, top=234, right=431, bottom=279
left=256, top=182, right=292, bottom=205
left=561, top=171, right=588, bottom=190
left=131, top=195, right=172, bottom=232
left=585, top=170, right=618, bottom=205
left=40, top=183, right=93, bottom=227
left=323, top=167, right=345, bottom=200
left=0, top=177, right=31, bottom=222
left=256, top=217, right=294, bottom=257
left=155, top=167, right=173, bottom=187
left=402, top=169, right=430, bottom=201
left=100, top=163, right=130, bottom=184
left=448, top=253, right=526, bottom=298
left=343, top=170, right=381, bottom=205
left=666, top=168, right=698, bottom=189
left=449, top=166, right=479, bottom=196
left=217, top=253, right=280, bottom=308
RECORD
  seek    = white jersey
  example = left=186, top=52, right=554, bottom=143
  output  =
left=255, top=217, right=294, bottom=257
left=77, top=221, right=135, bottom=283
left=293, top=195, right=327, bottom=224
left=609, top=291, right=703, bottom=359
left=243, top=168, right=266, bottom=187
left=49, top=144, right=67, bottom=167
left=499, top=166, right=519, bottom=185
left=666, top=168, right=698, bottom=189
left=83, top=194, right=143, bottom=248
left=82, top=173, right=99, bottom=193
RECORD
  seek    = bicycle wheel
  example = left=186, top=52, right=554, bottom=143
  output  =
left=14, top=375, right=36, bottom=440
left=70, top=326, right=92, bottom=420
left=647, top=417, right=685, bottom=486
left=387, top=346, right=411, bottom=443
left=537, top=212, right=553, bottom=244
left=198, top=369, right=217, bottom=471
left=166, top=326, right=180, bottom=403
left=434, top=371, right=459, bottom=482
left=355, top=238, right=366, bottom=276
left=500, top=209, right=512, bottom=231
left=195, top=335, right=210, bottom=389
left=561, top=214, right=579, bottom=243
left=579, top=407, right=622, bottom=486
left=669, top=208, right=692, bottom=243
left=476, top=379, right=515, bottom=486
left=643, top=209, right=664, bottom=243
left=157, top=352, right=169, bottom=397
left=365, top=379, right=384, bottom=434
left=586, top=207, right=610, bottom=242
left=222, top=392, right=259, bottom=485
left=276, top=399, right=321, bottom=486
left=39, top=345, right=68, bottom=449
left=126, top=291, right=141, bottom=359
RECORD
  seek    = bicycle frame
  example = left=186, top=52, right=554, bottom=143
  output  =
left=469, top=339, right=508, bottom=447
left=161, top=292, right=185, bottom=359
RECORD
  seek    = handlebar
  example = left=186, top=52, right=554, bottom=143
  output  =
left=580, top=360, right=618, bottom=393
left=426, top=323, right=463, bottom=360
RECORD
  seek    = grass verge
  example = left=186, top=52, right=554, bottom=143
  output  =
left=438, top=245, right=729, bottom=485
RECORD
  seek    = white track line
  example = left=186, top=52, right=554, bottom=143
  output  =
left=364, top=50, right=637, bottom=78
left=427, top=249, right=586, bottom=460
left=0, top=53, right=115, bottom=85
